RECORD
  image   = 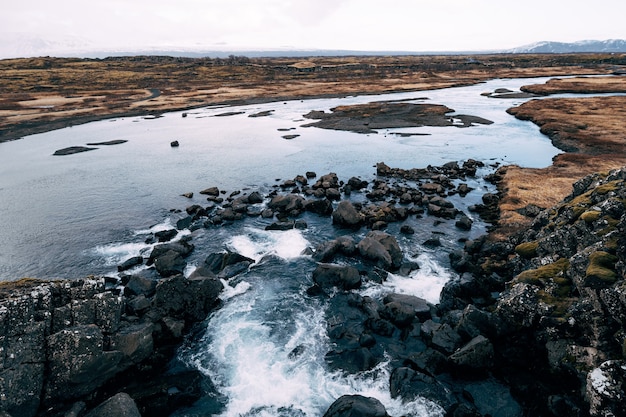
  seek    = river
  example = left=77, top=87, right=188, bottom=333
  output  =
left=0, top=76, right=592, bottom=416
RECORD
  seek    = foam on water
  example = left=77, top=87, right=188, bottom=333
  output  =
left=92, top=241, right=150, bottom=266
left=219, top=280, right=252, bottom=300
left=184, top=281, right=443, bottom=417
left=227, top=228, right=310, bottom=262
left=91, top=219, right=190, bottom=272
left=360, top=253, right=452, bottom=304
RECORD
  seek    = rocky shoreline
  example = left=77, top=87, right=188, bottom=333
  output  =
left=2, top=156, right=625, bottom=416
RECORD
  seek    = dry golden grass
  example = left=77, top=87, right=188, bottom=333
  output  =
left=493, top=92, right=626, bottom=239
left=1, top=53, right=621, bottom=141
left=521, top=76, right=626, bottom=94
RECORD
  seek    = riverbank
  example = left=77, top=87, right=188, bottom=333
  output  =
left=1, top=54, right=621, bottom=142
left=492, top=76, right=626, bottom=238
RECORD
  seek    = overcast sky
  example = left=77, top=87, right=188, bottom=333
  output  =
left=2, top=0, right=625, bottom=57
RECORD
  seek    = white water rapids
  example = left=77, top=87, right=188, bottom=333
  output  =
left=176, top=228, right=446, bottom=417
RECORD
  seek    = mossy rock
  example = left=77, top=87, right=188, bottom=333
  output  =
left=515, top=241, right=539, bottom=259
left=585, top=251, right=618, bottom=286
left=598, top=217, right=620, bottom=236
left=0, top=277, right=49, bottom=298
left=593, top=181, right=620, bottom=195
left=580, top=210, right=601, bottom=223
left=569, top=190, right=593, bottom=209
left=516, top=258, right=570, bottom=286
left=605, top=237, right=619, bottom=252
left=571, top=206, right=587, bottom=221
left=539, top=290, right=575, bottom=317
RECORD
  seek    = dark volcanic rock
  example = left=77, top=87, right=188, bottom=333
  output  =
left=448, top=335, right=494, bottom=371
left=118, top=256, right=143, bottom=272
left=46, top=324, right=124, bottom=402
left=313, top=263, right=361, bottom=290
left=323, top=394, right=389, bottom=417
left=154, top=275, right=223, bottom=322
left=389, top=367, right=455, bottom=410
left=147, top=240, right=194, bottom=265
left=154, top=229, right=178, bottom=242
left=86, top=140, right=128, bottom=146
left=53, top=146, right=97, bottom=155
left=84, top=392, right=141, bottom=417
left=0, top=274, right=224, bottom=417
left=332, top=200, right=362, bottom=228
left=356, top=231, right=403, bottom=270
left=203, top=251, right=254, bottom=276
left=154, top=250, right=186, bottom=277
left=325, top=347, right=378, bottom=373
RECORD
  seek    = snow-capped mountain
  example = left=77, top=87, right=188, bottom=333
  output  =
left=507, top=39, right=626, bottom=54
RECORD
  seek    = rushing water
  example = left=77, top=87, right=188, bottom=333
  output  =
left=0, top=76, right=610, bottom=416
left=171, top=225, right=459, bottom=417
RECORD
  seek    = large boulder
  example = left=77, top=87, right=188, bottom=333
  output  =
left=112, top=322, right=154, bottom=366
left=203, top=251, right=255, bottom=276
left=323, top=395, right=389, bottom=417
left=389, top=367, right=455, bottom=410
left=313, top=264, right=361, bottom=290
left=267, top=194, right=305, bottom=215
left=313, top=236, right=357, bottom=262
left=356, top=231, right=403, bottom=270
left=304, top=198, right=334, bottom=215
left=325, top=347, right=378, bottom=373
left=147, top=240, right=194, bottom=265
left=84, top=392, right=141, bottom=417
left=383, top=293, right=432, bottom=321
left=154, top=250, right=186, bottom=277
left=154, top=275, right=223, bottom=322
left=312, top=263, right=361, bottom=290
left=448, top=335, right=494, bottom=371
left=332, top=201, right=362, bottom=228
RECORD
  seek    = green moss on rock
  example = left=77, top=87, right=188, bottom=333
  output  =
left=585, top=251, right=618, bottom=285
left=580, top=210, right=601, bottom=223
left=516, top=258, right=570, bottom=286
left=515, top=241, right=539, bottom=259
left=594, top=181, right=619, bottom=195
left=598, top=217, right=620, bottom=237
left=538, top=291, right=575, bottom=318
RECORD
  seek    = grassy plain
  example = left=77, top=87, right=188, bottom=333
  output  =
left=1, top=53, right=623, bottom=141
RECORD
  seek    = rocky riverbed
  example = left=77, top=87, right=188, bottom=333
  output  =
left=2, top=157, right=625, bottom=416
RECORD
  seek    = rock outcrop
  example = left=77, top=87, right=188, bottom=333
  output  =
left=0, top=274, right=222, bottom=417
left=440, top=167, right=626, bottom=417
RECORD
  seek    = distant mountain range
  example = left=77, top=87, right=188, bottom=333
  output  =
left=506, top=39, right=626, bottom=54
left=1, top=34, right=625, bottom=59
